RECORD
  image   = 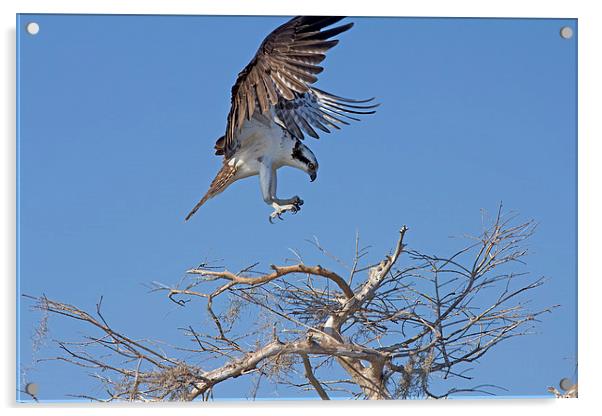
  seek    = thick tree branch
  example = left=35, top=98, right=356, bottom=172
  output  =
left=301, top=354, right=330, bottom=400
left=187, top=331, right=389, bottom=400
left=187, top=263, right=354, bottom=299
left=331, top=226, right=408, bottom=330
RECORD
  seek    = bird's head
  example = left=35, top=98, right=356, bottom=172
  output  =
left=291, top=140, right=319, bottom=182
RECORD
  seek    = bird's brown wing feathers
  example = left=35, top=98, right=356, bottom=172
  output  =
left=185, top=163, right=237, bottom=221
left=219, top=16, right=354, bottom=158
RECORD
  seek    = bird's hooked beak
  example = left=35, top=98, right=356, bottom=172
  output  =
left=309, top=171, right=317, bottom=182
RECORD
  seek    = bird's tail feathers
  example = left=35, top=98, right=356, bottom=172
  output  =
left=184, top=193, right=213, bottom=222
left=184, top=163, right=237, bottom=221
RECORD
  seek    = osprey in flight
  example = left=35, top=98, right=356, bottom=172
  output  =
left=185, top=16, right=378, bottom=222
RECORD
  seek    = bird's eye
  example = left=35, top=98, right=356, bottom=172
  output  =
left=308, top=163, right=315, bottom=170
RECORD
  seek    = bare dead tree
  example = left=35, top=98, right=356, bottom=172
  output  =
left=26, top=207, right=556, bottom=401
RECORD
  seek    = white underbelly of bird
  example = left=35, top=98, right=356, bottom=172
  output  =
left=229, top=115, right=292, bottom=180
left=185, top=113, right=314, bottom=223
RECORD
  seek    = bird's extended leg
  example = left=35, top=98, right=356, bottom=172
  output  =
left=270, top=173, right=303, bottom=213
left=259, top=163, right=303, bottom=222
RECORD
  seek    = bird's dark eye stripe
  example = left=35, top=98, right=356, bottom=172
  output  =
left=292, top=141, right=311, bottom=165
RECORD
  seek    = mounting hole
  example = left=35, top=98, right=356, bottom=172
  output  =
left=559, top=378, right=574, bottom=391
left=560, top=26, right=573, bottom=39
left=25, top=382, right=39, bottom=396
left=26, top=22, right=40, bottom=35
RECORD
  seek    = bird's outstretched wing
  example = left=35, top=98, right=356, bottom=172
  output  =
left=274, top=87, right=378, bottom=140
left=218, top=16, right=357, bottom=157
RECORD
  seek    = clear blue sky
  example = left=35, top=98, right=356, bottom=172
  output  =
left=17, top=14, right=577, bottom=401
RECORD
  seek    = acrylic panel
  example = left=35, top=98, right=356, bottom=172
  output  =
left=17, top=14, right=577, bottom=402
